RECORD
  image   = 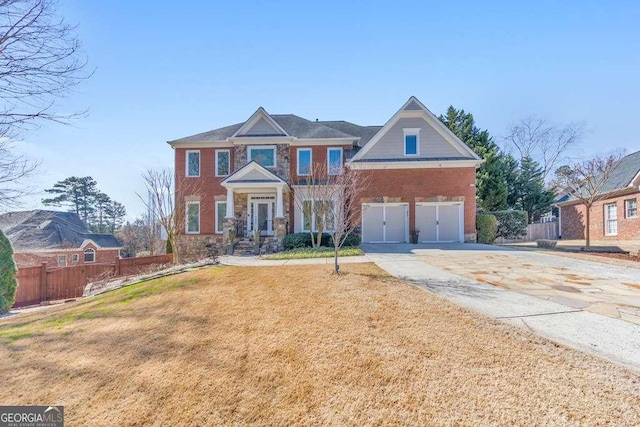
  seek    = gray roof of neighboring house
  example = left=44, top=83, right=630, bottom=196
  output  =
left=169, top=114, right=360, bottom=143
left=598, top=150, right=640, bottom=194
left=0, top=210, right=121, bottom=251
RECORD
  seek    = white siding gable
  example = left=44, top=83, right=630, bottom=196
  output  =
left=359, top=117, right=466, bottom=160
left=241, top=117, right=283, bottom=136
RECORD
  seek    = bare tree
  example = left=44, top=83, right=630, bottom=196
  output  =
left=326, top=167, right=369, bottom=274
left=138, top=168, right=203, bottom=264
left=553, top=152, right=623, bottom=249
left=504, top=117, right=584, bottom=182
left=0, top=139, right=38, bottom=211
left=138, top=169, right=179, bottom=263
left=292, top=162, right=332, bottom=248
left=0, top=0, right=89, bottom=209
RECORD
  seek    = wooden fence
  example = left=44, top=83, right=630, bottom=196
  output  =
left=13, top=254, right=174, bottom=308
left=496, top=221, right=559, bottom=244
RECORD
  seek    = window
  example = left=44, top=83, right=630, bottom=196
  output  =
left=186, top=150, right=200, bottom=177
left=248, top=146, right=276, bottom=167
left=302, top=199, right=336, bottom=232
left=84, top=248, right=95, bottom=263
left=404, top=128, right=420, bottom=156
left=625, top=199, right=638, bottom=219
left=186, top=201, right=200, bottom=234
left=604, top=203, right=618, bottom=236
left=327, top=148, right=343, bottom=175
left=72, top=254, right=79, bottom=263
left=215, top=201, right=227, bottom=234
left=215, top=150, right=230, bottom=177
left=297, top=148, right=312, bottom=176
left=57, top=255, right=67, bottom=267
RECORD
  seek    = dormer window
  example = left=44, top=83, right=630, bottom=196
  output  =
left=404, top=128, right=420, bottom=156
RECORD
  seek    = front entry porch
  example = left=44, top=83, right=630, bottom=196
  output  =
left=220, top=161, right=290, bottom=253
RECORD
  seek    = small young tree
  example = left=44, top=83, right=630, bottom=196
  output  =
left=138, top=168, right=202, bottom=263
left=0, top=229, right=18, bottom=313
left=326, top=167, right=369, bottom=274
left=553, top=152, right=623, bottom=249
left=292, top=162, right=332, bottom=248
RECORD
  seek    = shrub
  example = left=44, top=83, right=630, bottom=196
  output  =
left=330, top=232, right=361, bottom=247
left=283, top=232, right=332, bottom=249
left=165, top=238, right=173, bottom=254
left=0, top=229, right=18, bottom=313
left=485, top=210, right=528, bottom=239
left=476, top=214, right=497, bottom=244
left=536, top=239, right=558, bottom=249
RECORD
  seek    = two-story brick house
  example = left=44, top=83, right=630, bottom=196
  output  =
left=168, top=97, right=482, bottom=260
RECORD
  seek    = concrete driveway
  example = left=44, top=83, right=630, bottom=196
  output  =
left=363, top=243, right=640, bottom=372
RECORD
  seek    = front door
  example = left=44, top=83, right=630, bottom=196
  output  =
left=248, top=195, right=275, bottom=236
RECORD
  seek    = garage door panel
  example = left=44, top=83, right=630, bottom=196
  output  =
left=438, top=204, right=460, bottom=241
left=416, top=205, right=437, bottom=242
left=385, top=205, right=407, bottom=242
left=362, top=205, right=384, bottom=242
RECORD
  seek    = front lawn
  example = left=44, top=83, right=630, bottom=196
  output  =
left=262, top=246, right=364, bottom=260
left=0, top=264, right=639, bottom=425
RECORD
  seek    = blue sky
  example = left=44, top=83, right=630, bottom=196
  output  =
left=17, top=0, right=640, bottom=219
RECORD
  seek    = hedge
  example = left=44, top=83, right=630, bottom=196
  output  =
left=283, top=232, right=361, bottom=249
left=476, top=214, right=498, bottom=244
left=485, top=210, right=528, bottom=239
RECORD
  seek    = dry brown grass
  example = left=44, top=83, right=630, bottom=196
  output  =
left=1, top=263, right=639, bottom=426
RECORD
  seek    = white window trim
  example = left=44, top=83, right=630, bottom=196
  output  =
left=625, top=199, right=638, bottom=219
left=57, top=255, right=67, bottom=266
left=327, top=147, right=343, bottom=175
left=215, top=149, right=230, bottom=177
left=72, top=254, right=79, bottom=263
left=215, top=201, right=227, bottom=234
left=403, top=128, right=420, bottom=156
left=84, top=248, right=95, bottom=263
left=248, top=145, right=277, bottom=167
left=297, top=148, right=312, bottom=176
left=301, top=199, right=336, bottom=232
left=604, top=203, right=618, bottom=236
left=185, top=201, right=201, bottom=234
left=186, top=150, right=201, bottom=177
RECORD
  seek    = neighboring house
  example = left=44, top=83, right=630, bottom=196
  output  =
left=0, top=210, right=122, bottom=267
left=168, top=96, right=482, bottom=259
left=557, top=150, right=640, bottom=240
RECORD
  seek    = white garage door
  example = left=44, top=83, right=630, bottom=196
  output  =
left=362, top=203, right=408, bottom=243
left=415, top=202, right=463, bottom=243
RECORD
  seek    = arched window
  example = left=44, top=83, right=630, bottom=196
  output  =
left=84, top=248, right=95, bottom=263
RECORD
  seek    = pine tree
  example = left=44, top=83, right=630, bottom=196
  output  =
left=510, top=157, right=555, bottom=223
left=42, top=176, right=99, bottom=224
left=0, top=229, right=18, bottom=314
left=439, top=106, right=508, bottom=211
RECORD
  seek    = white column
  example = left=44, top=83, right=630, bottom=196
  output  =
left=225, top=188, right=234, bottom=218
left=276, top=186, right=284, bottom=217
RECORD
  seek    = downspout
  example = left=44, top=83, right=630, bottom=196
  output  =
left=558, top=205, right=562, bottom=240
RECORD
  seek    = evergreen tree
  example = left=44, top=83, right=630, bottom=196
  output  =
left=0, top=229, right=18, bottom=314
left=42, top=176, right=99, bottom=224
left=439, top=106, right=508, bottom=211
left=104, top=200, right=127, bottom=233
left=510, top=157, right=555, bottom=223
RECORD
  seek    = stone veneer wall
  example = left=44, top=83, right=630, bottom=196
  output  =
left=233, top=143, right=290, bottom=181
left=175, top=235, right=223, bottom=262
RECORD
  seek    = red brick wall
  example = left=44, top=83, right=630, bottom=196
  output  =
left=13, top=245, right=121, bottom=268
left=175, top=147, right=233, bottom=236
left=560, top=192, right=640, bottom=240
left=354, top=167, right=477, bottom=235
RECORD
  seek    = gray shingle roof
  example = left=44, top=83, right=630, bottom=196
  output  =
left=599, top=150, right=640, bottom=193
left=169, top=114, right=359, bottom=144
left=0, top=210, right=121, bottom=251
left=318, top=121, right=383, bottom=146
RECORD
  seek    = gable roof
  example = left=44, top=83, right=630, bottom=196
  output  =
left=318, top=121, right=383, bottom=146
left=169, top=114, right=356, bottom=144
left=598, top=150, right=640, bottom=194
left=232, top=107, right=289, bottom=137
left=0, top=210, right=122, bottom=251
left=350, top=96, right=481, bottom=162
left=221, top=160, right=288, bottom=187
